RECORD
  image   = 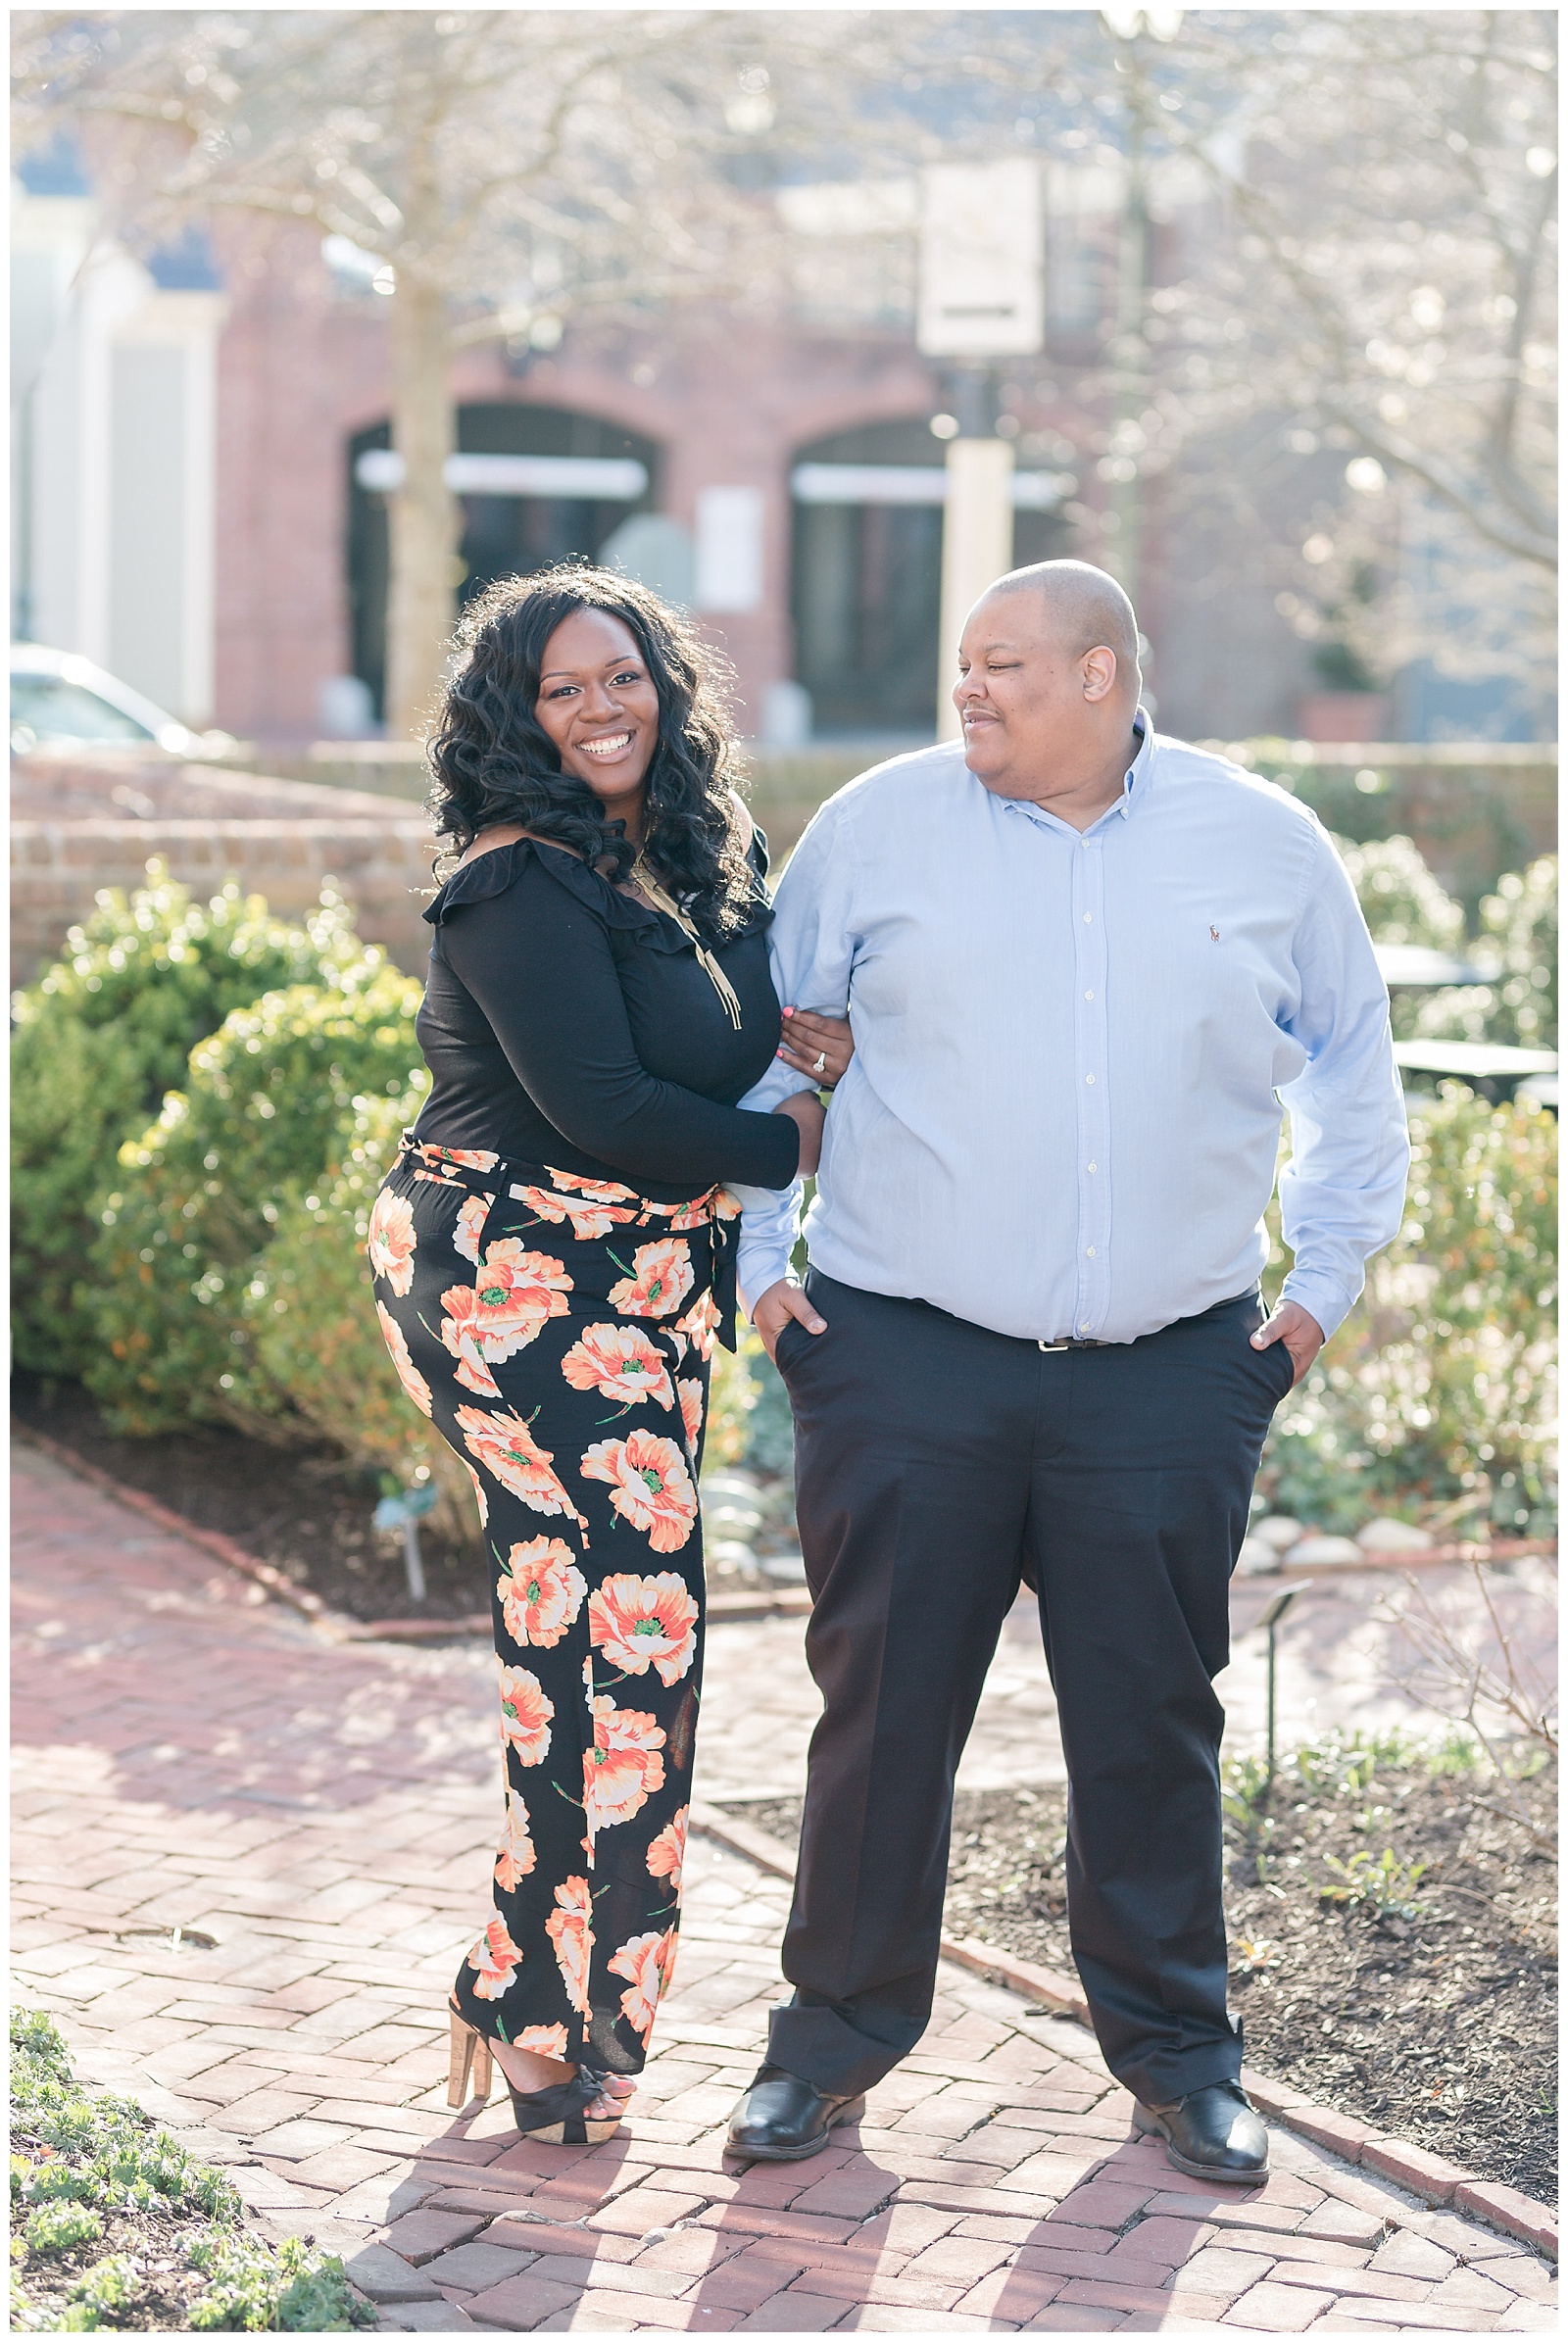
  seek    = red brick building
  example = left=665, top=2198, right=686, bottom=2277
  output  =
left=17, top=148, right=1331, bottom=750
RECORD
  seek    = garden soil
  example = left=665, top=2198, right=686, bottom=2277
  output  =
left=12, top=1374, right=785, bottom=1623
left=12, top=1375, right=486, bottom=1625
left=739, top=1762, right=1558, bottom=2206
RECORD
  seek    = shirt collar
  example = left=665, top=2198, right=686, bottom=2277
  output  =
left=1116, top=708, right=1154, bottom=813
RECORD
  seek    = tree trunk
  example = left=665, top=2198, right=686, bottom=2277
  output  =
left=384, top=274, right=458, bottom=740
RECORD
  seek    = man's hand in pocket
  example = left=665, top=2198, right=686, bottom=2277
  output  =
left=752, top=1279, right=827, bottom=1365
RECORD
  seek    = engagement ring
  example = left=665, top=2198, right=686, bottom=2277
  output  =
left=812, top=1051, right=827, bottom=1075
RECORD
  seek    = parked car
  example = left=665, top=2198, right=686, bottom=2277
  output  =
left=9, top=642, right=237, bottom=759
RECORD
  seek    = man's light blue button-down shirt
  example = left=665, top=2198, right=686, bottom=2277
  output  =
left=733, top=718, right=1409, bottom=1346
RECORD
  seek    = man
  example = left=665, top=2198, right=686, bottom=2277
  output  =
left=725, top=561, right=1408, bottom=2180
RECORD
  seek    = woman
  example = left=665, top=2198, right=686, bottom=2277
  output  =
left=368, top=564, right=850, bottom=2146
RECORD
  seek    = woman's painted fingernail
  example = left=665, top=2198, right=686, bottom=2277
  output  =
left=782, top=1005, right=795, bottom=1017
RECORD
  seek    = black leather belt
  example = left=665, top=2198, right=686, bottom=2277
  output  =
left=1037, top=1335, right=1114, bottom=1351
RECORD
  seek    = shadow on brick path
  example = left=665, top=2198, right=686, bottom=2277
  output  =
left=12, top=1446, right=1555, bottom=2334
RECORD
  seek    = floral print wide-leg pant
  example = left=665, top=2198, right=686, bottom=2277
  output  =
left=368, top=1138, right=735, bottom=2076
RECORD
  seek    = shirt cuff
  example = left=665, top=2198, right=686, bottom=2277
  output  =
left=735, top=1233, right=795, bottom=1321
left=1279, top=1270, right=1356, bottom=1345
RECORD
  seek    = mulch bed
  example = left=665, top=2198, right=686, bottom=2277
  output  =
left=738, top=1757, right=1558, bottom=2204
left=13, top=1373, right=485, bottom=1626
left=12, top=1374, right=795, bottom=1629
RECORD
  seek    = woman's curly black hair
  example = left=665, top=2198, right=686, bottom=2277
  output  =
left=425, top=562, right=757, bottom=943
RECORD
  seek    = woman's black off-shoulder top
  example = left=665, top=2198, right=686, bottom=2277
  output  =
left=411, top=831, right=799, bottom=1200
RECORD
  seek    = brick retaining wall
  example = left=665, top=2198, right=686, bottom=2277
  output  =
left=10, top=751, right=434, bottom=988
left=267, top=737, right=1559, bottom=890
left=13, top=739, right=1555, bottom=989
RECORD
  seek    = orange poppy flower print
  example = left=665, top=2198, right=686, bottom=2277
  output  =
left=466, top=1914, right=523, bottom=2000
left=441, top=1243, right=572, bottom=1393
left=677, top=1379, right=704, bottom=1449
left=607, top=1238, right=695, bottom=1319
left=498, top=1537, right=587, bottom=1650
left=456, top=1406, right=587, bottom=1531
left=453, top=1193, right=490, bottom=1265
left=663, top=1193, right=712, bottom=1232
left=673, top=1290, right=721, bottom=1362
left=646, top=1807, right=687, bottom=1890
left=608, top=1924, right=678, bottom=2044
left=588, top=1573, right=698, bottom=1686
left=497, top=1661, right=555, bottom=1767
left=510, top=1183, right=635, bottom=1242
left=547, top=1168, right=637, bottom=1201
left=418, top=1144, right=500, bottom=1176
left=466, top=1463, right=489, bottom=1530
left=546, top=1876, right=595, bottom=2016
left=376, top=1303, right=433, bottom=1419
left=494, top=1787, right=537, bottom=1891
left=583, top=1695, right=666, bottom=1836
left=579, top=1432, right=697, bottom=1554
left=561, top=1324, right=675, bottom=1414
left=514, top=2023, right=569, bottom=2057
left=368, top=1190, right=416, bottom=1294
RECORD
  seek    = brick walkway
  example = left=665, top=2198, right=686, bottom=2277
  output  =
left=12, top=1444, right=1555, bottom=2334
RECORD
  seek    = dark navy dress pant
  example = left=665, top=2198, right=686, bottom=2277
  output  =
left=765, top=1271, right=1296, bottom=2109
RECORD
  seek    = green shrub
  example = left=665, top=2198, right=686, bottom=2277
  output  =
left=1264, top=1087, right=1557, bottom=1532
left=238, top=1081, right=476, bottom=1527
left=11, top=862, right=362, bottom=1376
left=1333, top=834, right=1467, bottom=1043
left=85, top=955, right=422, bottom=1435
left=1336, top=833, right=1468, bottom=952
left=1411, top=854, right=1557, bottom=1050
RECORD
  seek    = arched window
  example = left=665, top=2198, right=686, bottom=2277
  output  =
left=347, top=404, right=660, bottom=715
left=790, top=419, right=944, bottom=738
left=789, top=418, right=1072, bottom=737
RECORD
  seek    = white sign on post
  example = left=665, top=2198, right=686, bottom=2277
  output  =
left=917, top=159, right=1045, bottom=358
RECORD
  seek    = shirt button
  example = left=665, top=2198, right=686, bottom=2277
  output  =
left=1082, top=913, right=1093, bottom=924
left=1080, top=1321, right=1092, bottom=1333
left=1085, top=989, right=1095, bottom=1000
left=1085, top=1074, right=1096, bottom=1086
left=1086, top=1246, right=1096, bottom=1257
left=1087, top=1161, right=1098, bottom=1172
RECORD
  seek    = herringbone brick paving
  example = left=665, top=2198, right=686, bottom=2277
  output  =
left=12, top=1444, right=1555, bottom=2333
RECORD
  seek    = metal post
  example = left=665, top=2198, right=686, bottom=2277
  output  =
left=1265, top=1618, right=1279, bottom=1789
left=917, top=159, right=1043, bottom=740
left=936, top=431, right=1016, bottom=742
left=1255, top=1582, right=1310, bottom=1794
left=403, top=1517, right=427, bottom=1604
left=375, top=1481, right=436, bottom=1604
left=1107, top=49, right=1150, bottom=606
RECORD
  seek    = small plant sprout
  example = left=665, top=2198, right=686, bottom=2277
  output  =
left=1319, top=1845, right=1430, bottom=1922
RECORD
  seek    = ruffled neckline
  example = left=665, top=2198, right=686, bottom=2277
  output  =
left=422, top=832, right=771, bottom=952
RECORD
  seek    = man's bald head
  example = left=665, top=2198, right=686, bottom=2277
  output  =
left=955, top=560, right=1145, bottom=817
left=978, top=561, right=1141, bottom=695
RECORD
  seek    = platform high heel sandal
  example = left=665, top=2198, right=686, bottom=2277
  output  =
left=446, top=2009, right=622, bottom=2144
left=447, top=2008, right=493, bottom=2109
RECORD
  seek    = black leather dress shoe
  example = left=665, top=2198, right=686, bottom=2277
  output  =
left=727, top=2064, right=866, bottom=2162
left=1133, top=2079, right=1268, bottom=2181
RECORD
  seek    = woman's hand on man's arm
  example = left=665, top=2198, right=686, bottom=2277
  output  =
left=771, top=1089, right=826, bottom=1178
left=777, top=1006, right=853, bottom=1088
